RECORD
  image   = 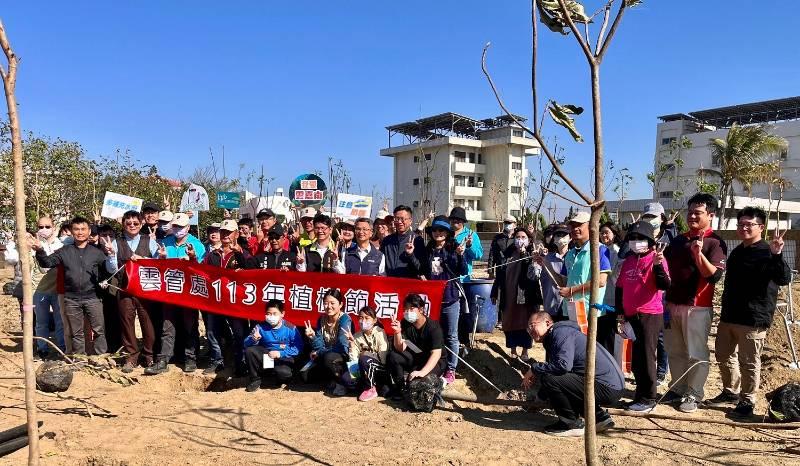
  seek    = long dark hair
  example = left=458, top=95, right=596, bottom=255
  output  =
left=322, top=288, right=344, bottom=305
left=600, top=221, right=623, bottom=246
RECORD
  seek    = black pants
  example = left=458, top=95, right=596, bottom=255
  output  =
left=631, top=313, right=663, bottom=402
left=597, top=313, right=617, bottom=356
left=386, top=349, right=445, bottom=390
left=539, top=372, right=622, bottom=427
left=158, top=305, right=199, bottom=363
left=308, top=351, right=348, bottom=384
left=102, top=292, right=122, bottom=354
left=245, top=346, right=294, bottom=383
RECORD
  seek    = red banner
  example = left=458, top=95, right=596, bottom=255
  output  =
left=124, top=259, right=445, bottom=333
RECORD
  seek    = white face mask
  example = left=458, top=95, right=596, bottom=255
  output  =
left=515, top=238, right=529, bottom=249
left=37, top=228, right=53, bottom=240
left=628, top=240, right=649, bottom=254
left=555, top=235, right=570, bottom=248
left=403, top=310, right=418, bottom=323
left=647, top=217, right=661, bottom=229
left=173, top=227, right=189, bottom=239
left=360, top=320, right=374, bottom=331
left=159, top=222, right=171, bottom=232
left=265, top=315, right=281, bottom=326
left=504, top=223, right=515, bottom=232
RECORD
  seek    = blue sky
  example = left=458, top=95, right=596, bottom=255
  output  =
left=3, top=1, right=799, bottom=218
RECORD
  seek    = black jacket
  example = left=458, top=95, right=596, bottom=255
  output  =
left=488, top=232, right=514, bottom=271
left=721, top=240, right=791, bottom=328
left=249, top=250, right=296, bottom=270
left=203, top=248, right=249, bottom=270
left=380, top=231, right=426, bottom=278
left=530, top=321, right=624, bottom=391
left=36, top=244, right=108, bottom=299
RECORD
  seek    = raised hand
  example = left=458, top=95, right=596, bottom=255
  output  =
left=654, top=242, right=667, bottom=265
left=28, top=233, right=42, bottom=251
left=342, top=328, right=355, bottom=344
left=100, top=238, right=114, bottom=256
left=667, top=210, right=680, bottom=225
left=186, top=242, right=196, bottom=260
left=296, top=247, right=306, bottom=265
left=465, top=233, right=473, bottom=248
left=404, top=234, right=415, bottom=255
left=629, top=213, right=641, bottom=223
left=390, top=319, right=402, bottom=334
left=304, top=320, right=315, bottom=338
left=456, top=242, right=466, bottom=256
left=251, top=326, right=261, bottom=341
left=771, top=225, right=786, bottom=255
left=690, top=229, right=705, bottom=258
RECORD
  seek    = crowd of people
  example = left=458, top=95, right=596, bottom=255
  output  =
left=2, top=191, right=792, bottom=437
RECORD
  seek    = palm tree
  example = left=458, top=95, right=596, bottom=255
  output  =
left=697, top=123, right=788, bottom=229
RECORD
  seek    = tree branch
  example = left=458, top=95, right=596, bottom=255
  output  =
left=555, top=0, right=595, bottom=63
left=595, top=3, right=612, bottom=54
left=541, top=184, right=597, bottom=208
left=531, top=0, right=539, bottom=134
left=596, top=0, right=627, bottom=61
left=482, top=43, right=593, bottom=204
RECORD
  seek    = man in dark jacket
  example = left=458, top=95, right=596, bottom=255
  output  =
left=249, top=229, right=296, bottom=271
left=33, top=216, right=110, bottom=355
left=380, top=205, right=425, bottom=278
left=488, top=215, right=516, bottom=278
left=706, top=206, right=791, bottom=418
left=522, top=312, right=624, bottom=437
left=344, top=217, right=385, bottom=275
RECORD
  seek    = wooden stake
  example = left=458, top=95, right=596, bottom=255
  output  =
left=0, top=18, right=40, bottom=465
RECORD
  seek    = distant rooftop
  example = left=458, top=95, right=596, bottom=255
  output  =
left=658, top=96, right=800, bottom=128
left=386, top=112, right=527, bottom=146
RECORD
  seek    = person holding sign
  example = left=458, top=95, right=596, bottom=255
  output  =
left=105, top=210, right=160, bottom=373
left=385, top=294, right=446, bottom=401
left=243, top=300, right=304, bottom=392
left=305, top=289, right=353, bottom=396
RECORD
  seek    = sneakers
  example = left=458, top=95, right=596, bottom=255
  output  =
left=245, top=379, right=261, bottom=392
left=730, top=400, right=754, bottom=419
left=659, top=391, right=683, bottom=405
left=626, top=400, right=656, bottom=412
left=358, top=386, right=378, bottom=402
left=544, top=420, right=585, bottom=437
left=442, top=370, right=456, bottom=385
left=678, top=395, right=699, bottom=413
left=656, top=374, right=666, bottom=386
left=121, top=361, right=136, bottom=374
left=203, top=361, right=224, bottom=375
left=705, top=390, right=739, bottom=407
left=144, top=359, right=168, bottom=375
left=596, top=414, right=615, bottom=433
left=183, top=360, right=197, bottom=373
left=520, top=351, right=531, bottom=362
left=332, top=383, right=348, bottom=396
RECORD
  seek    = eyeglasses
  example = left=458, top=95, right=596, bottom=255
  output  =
left=737, top=222, right=763, bottom=230
left=394, top=217, right=410, bottom=223
left=355, top=227, right=372, bottom=232
left=124, top=222, right=141, bottom=227
left=37, top=225, right=52, bottom=229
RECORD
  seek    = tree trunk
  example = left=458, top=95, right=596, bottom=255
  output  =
left=718, top=184, right=729, bottom=230
left=584, top=62, right=604, bottom=466
left=0, top=19, right=40, bottom=465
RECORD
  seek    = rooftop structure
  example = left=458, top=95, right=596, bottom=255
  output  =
left=658, top=96, right=800, bottom=128
left=386, top=112, right=528, bottom=146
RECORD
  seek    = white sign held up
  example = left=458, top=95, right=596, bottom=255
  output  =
left=101, top=191, right=143, bottom=219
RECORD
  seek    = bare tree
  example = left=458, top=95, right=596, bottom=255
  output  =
left=482, top=1, right=642, bottom=462
left=486, top=177, right=507, bottom=231
left=414, top=145, right=446, bottom=217
left=0, top=18, right=40, bottom=465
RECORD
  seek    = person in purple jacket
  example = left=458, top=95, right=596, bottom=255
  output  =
left=244, top=300, right=304, bottom=392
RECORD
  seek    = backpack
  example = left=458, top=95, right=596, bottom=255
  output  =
left=404, top=373, right=443, bottom=412
left=767, top=383, right=800, bottom=422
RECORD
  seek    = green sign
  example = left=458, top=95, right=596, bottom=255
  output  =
left=216, top=191, right=241, bottom=209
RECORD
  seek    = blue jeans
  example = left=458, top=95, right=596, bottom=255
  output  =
left=33, top=292, right=65, bottom=353
left=203, top=312, right=223, bottom=364
left=440, top=301, right=460, bottom=372
left=657, top=330, right=668, bottom=378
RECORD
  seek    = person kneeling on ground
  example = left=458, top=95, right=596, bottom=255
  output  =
left=385, top=294, right=446, bottom=401
left=342, top=306, right=390, bottom=402
left=304, top=288, right=353, bottom=396
left=522, top=311, right=624, bottom=437
left=244, top=300, right=303, bottom=392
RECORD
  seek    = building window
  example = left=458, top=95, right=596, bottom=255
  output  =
left=413, top=155, right=419, bottom=163
left=413, top=178, right=419, bottom=186
left=454, top=151, right=467, bottom=162
left=511, top=162, right=522, bottom=170
left=454, top=175, right=465, bottom=187
left=468, top=152, right=475, bottom=163
left=512, top=130, right=523, bottom=137
left=454, top=198, right=465, bottom=207
left=425, top=153, right=432, bottom=161
left=475, top=200, right=481, bottom=211
left=510, top=209, right=521, bottom=218
left=661, top=137, right=676, bottom=146
left=510, top=186, right=521, bottom=194
left=477, top=153, right=483, bottom=164
left=412, top=201, right=419, bottom=208
left=780, top=148, right=789, bottom=161
left=658, top=191, right=674, bottom=199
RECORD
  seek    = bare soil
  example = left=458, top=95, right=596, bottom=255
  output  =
left=1, top=266, right=799, bottom=465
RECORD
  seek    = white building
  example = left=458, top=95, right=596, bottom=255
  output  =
left=654, top=96, right=800, bottom=203
left=380, top=112, right=540, bottom=231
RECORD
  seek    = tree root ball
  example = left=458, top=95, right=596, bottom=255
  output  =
left=35, top=360, right=74, bottom=393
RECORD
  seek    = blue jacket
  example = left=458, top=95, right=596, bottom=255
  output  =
left=162, top=234, right=207, bottom=262
left=530, top=321, right=624, bottom=391
left=311, top=313, right=353, bottom=358
left=454, top=227, right=483, bottom=282
left=243, top=321, right=303, bottom=358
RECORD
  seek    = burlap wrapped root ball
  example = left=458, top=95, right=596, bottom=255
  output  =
left=35, top=360, right=74, bottom=392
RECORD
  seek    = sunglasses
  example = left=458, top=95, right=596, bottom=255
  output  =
left=124, top=222, right=141, bottom=226
left=37, top=225, right=52, bottom=229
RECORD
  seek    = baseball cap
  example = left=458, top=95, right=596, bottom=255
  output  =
left=158, top=211, right=174, bottom=222
left=376, top=210, right=390, bottom=219
left=220, top=219, right=238, bottom=232
left=569, top=211, right=591, bottom=224
left=207, top=222, right=221, bottom=232
left=142, top=202, right=160, bottom=213
left=503, top=215, right=517, bottom=223
left=299, top=207, right=317, bottom=219
left=256, top=208, right=275, bottom=219
left=172, top=213, right=190, bottom=227
left=642, top=202, right=665, bottom=218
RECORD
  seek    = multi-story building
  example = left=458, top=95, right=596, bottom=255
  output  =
left=653, top=96, right=800, bottom=204
left=380, top=112, right=540, bottom=231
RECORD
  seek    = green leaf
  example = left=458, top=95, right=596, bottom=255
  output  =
left=537, top=0, right=591, bottom=35
left=547, top=102, right=584, bottom=142
left=625, top=0, right=644, bottom=7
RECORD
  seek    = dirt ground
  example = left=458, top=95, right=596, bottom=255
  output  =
left=1, top=266, right=800, bottom=465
